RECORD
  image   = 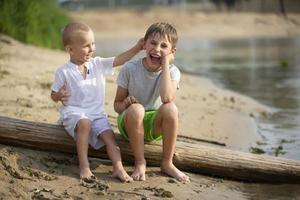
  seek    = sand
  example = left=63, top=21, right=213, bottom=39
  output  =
left=70, top=8, right=300, bottom=39
left=1, top=8, right=300, bottom=199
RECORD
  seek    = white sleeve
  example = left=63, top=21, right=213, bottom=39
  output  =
left=51, top=68, right=65, bottom=92
left=95, top=57, right=115, bottom=76
left=170, top=65, right=181, bottom=89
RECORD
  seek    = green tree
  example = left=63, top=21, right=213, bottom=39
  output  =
left=0, top=0, right=70, bottom=49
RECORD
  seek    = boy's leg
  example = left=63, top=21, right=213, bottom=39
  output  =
left=154, top=102, right=190, bottom=183
left=76, top=119, right=93, bottom=179
left=98, top=130, right=133, bottom=182
left=124, top=103, right=146, bottom=181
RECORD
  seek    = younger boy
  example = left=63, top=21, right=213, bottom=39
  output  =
left=114, top=22, right=190, bottom=183
left=51, top=22, right=143, bottom=182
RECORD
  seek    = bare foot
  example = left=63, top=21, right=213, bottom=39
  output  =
left=161, top=162, right=190, bottom=183
left=131, top=161, right=146, bottom=181
left=113, top=168, right=133, bottom=182
left=80, top=167, right=94, bottom=180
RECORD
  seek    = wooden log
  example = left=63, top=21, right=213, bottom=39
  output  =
left=0, top=116, right=300, bottom=183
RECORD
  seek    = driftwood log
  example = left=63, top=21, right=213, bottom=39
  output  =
left=0, top=116, right=300, bottom=183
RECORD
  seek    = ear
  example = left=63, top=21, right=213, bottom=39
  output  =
left=171, top=47, right=177, bottom=54
left=65, top=45, right=72, bottom=53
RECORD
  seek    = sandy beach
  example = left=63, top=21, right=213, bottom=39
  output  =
left=1, top=8, right=300, bottom=199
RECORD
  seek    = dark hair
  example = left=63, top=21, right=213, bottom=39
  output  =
left=144, top=22, right=178, bottom=48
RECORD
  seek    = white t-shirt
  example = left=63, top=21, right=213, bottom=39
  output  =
left=117, top=58, right=181, bottom=111
left=51, top=57, right=115, bottom=122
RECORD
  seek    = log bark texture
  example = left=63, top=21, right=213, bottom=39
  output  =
left=0, top=116, right=300, bottom=183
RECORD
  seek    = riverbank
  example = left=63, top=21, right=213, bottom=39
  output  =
left=70, top=8, right=300, bottom=40
left=1, top=8, right=300, bottom=199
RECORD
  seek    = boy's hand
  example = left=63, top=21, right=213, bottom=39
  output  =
left=135, top=38, right=145, bottom=51
left=161, top=52, right=175, bottom=68
left=123, top=96, right=138, bottom=108
left=56, top=85, right=70, bottom=105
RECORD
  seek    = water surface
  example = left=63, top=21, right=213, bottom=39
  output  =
left=176, top=36, right=300, bottom=160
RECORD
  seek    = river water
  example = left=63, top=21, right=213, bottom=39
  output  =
left=176, top=36, right=300, bottom=161
left=96, top=36, right=300, bottom=161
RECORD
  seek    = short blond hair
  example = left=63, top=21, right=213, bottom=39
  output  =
left=144, top=22, right=178, bottom=48
left=62, top=22, right=91, bottom=46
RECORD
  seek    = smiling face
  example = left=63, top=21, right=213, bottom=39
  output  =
left=143, top=33, right=176, bottom=71
left=66, top=29, right=96, bottom=65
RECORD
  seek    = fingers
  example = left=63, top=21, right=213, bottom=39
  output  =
left=59, top=85, right=70, bottom=105
left=124, top=96, right=136, bottom=106
left=61, top=95, right=69, bottom=102
left=161, top=52, right=175, bottom=67
left=168, top=53, right=175, bottom=64
left=62, top=90, right=70, bottom=98
left=61, top=91, right=70, bottom=105
left=124, top=96, right=138, bottom=108
left=138, top=38, right=145, bottom=50
left=61, top=100, right=68, bottom=106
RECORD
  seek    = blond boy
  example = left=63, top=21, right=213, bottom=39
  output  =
left=51, top=22, right=143, bottom=182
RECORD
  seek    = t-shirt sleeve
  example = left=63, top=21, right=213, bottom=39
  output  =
left=51, top=68, right=65, bottom=92
left=95, top=57, right=115, bottom=76
left=170, top=65, right=181, bottom=89
left=116, top=64, right=129, bottom=89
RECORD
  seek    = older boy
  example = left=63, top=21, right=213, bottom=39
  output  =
left=51, top=22, right=143, bottom=182
left=114, top=22, right=190, bottom=183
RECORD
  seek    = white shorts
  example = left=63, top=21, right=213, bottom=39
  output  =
left=61, top=113, right=112, bottom=149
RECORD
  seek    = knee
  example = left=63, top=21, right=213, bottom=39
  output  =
left=76, top=119, right=91, bottom=134
left=159, top=102, right=178, bottom=120
left=125, top=103, right=145, bottom=123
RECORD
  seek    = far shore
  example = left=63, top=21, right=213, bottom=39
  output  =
left=70, top=8, right=300, bottom=40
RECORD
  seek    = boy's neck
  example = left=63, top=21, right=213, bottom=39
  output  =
left=70, top=58, right=85, bottom=68
left=142, top=58, right=161, bottom=72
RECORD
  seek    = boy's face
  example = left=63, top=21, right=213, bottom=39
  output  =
left=66, top=29, right=96, bottom=65
left=143, top=33, right=176, bottom=70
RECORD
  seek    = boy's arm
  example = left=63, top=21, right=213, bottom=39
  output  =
left=114, top=86, right=138, bottom=114
left=113, top=38, right=144, bottom=67
left=160, top=53, right=178, bottom=103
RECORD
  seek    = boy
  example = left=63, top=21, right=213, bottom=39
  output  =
left=51, top=22, right=143, bottom=182
left=114, top=22, right=190, bottom=183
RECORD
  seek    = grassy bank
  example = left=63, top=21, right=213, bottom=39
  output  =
left=0, top=0, right=69, bottom=49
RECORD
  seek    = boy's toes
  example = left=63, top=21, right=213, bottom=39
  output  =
left=161, top=162, right=190, bottom=183
left=80, top=175, right=97, bottom=183
left=131, top=163, right=146, bottom=181
left=131, top=173, right=145, bottom=181
left=181, top=175, right=190, bottom=183
left=120, top=174, right=133, bottom=183
left=124, top=175, right=133, bottom=183
left=131, top=174, right=139, bottom=181
left=113, top=169, right=133, bottom=183
left=139, top=174, right=146, bottom=181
